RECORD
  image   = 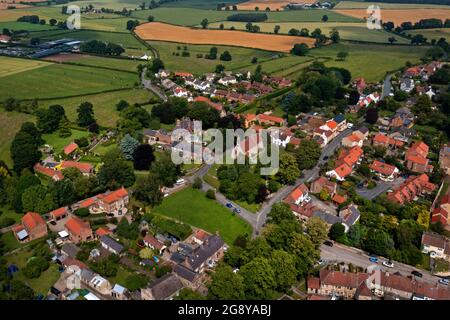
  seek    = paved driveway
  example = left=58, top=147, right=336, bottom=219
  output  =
left=356, top=177, right=405, bottom=200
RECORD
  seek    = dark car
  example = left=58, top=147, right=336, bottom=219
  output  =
left=323, top=156, right=329, bottom=161
left=411, top=270, right=423, bottom=278
left=226, top=202, right=233, bottom=208
left=324, top=240, right=334, bottom=247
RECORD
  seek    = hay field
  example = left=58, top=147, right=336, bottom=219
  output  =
left=135, top=22, right=315, bottom=52
left=0, top=56, right=50, bottom=78
left=335, top=8, right=450, bottom=25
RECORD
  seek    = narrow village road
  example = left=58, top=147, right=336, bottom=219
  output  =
left=141, top=68, right=168, bottom=102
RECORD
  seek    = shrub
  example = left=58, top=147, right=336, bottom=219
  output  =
left=73, top=208, right=90, bottom=217
left=181, top=51, right=190, bottom=57
left=155, top=265, right=172, bottom=278
left=206, top=189, right=216, bottom=199
left=125, top=274, right=149, bottom=291
left=193, top=177, right=203, bottom=189
left=22, top=257, right=49, bottom=279
left=0, top=217, right=15, bottom=228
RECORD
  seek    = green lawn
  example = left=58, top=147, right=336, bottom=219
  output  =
left=335, top=1, right=450, bottom=9
left=203, top=164, right=220, bottom=189
left=42, top=128, right=90, bottom=154
left=310, top=42, right=429, bottom=82
left=91, top=142, right=117, bottom=156
left=0, top=61, right=137, bottom=100
left=235, top=200, right=260, bottom=214
left=108, top=265, right=136, bottom=288
left=6, top=248, right=61, bottom=295
left=0, top=207, right=24, bottom=223
left=207, top=21, right=409, bottom=44
left=39, top=88, right=154, bottom=127
left=67, top=55, right=143, bottom=72
left=0, top=111, right=35, bottom=167
left=153, top=187, right=252, bottom=244
left=148, top=40, right=277, bottom=75
left=1, top=231, right=42, bottom=252
left=0, top=21, right=57, bottom=31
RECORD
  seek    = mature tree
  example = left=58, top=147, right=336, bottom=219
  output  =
left=151, top=97, right=188, bottom=124
left=252, top=64, right=263, bottom=83
left=240, top=257, right=276, bottom=299
left=330, top=29, right=340, bottom=43
left=291, top=43, right=309, bottom=56
left=22, top=185, right=56, bottom=214
left=120, top=134, right=140, bottom=160
left=147, top=15, right=154, bottom=22
left=274, top=25, right=280, bottom=34
left=150, top=152, right=181, bottom=187
left=336, top=51, right=348, bottom=61
left=9, top=280, right=35, bottom=300
left=294, top=139, right=321, bottom=170
left=270, top=250, right=298, bottom=291
left=289, top=233, right=319, bottom=276
left=187, top=103, right=220, bottom=129
left=58, top=118, right=72, bottom=138
left=116, top=218, right=139, bottom=240
left=208, top=264, right=245, bottom=300
left=149, top=58, right=165, bottom=74
left=73, top=207, right=90, bottom=217
left=36, top=105, right=65, bottom=133
left=98, top=148, right=136, bottom=189
left=126, top=19, right=140, bottom=30
left=329, top=222, right=345, bottom=241
left=193, top=177, right=202, bottom=189
left=133, top=173, right=162, bottom=207
left=10, top=131, right=42, bottom=174
left=139, top=247, right=153, bottom=259
left=116, top=99, right=130, bottom=111
left=76, top=102, right=96, bottom=127
left=388, top=36, right=397, bottom=44
left=306, top=217, right=328, bottom=247
left=219, top=50, right=232, bottom=61
left=50, top=179, right=76, bottom=207
left=364, top=228, right=394, bottom=257
left=200, top=18, right=209, bottom=29
left=322, top=14, right=328, bottom=22
left=133, top=144, right=155, bottom=170
left=176, top=288, right=206, bottom=300
left=49, top=18, right=57, bottom=26
left=365, top=107, right=379, bottom=124
left=276, top=153, right=300, bottom=184
left=215, top=64, right=225, bottom=73
left=19, top=122, right=43, bottom=147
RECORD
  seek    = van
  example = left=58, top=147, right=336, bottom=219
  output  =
left=176, top=178, right=185, bottom=185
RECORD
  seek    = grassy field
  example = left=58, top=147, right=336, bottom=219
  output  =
left=0, top=207, right=24, bottom=223
left=0, top=111, right=35, bottom=167
left=131, top=7, right=360, bottom=26
left=39, top=88, right=154, bottom=127
left=407, top=29, right=450, bottom=42
left=160, top=0, right=245, bottom=9
left=153, top=187, right=252, bottom=244
left=0, top=60, right=137, bottom=100
left=0, top=21, right=57, bottom=31
left=42, top=128, right=90, bottom=153
left=334, top=1, right=450, bottom=9
left=0, top=56, right=50, bottom=78
left=148, top=40, right=277, bottom=74
left=310, top=42, right=429, bottom=82
left=6, top=248, right=61, bottom=295
left=59, top=55, right=143, bottom=72
left=55, top=0, right=142, bottom=10
left=207, top=21, right=409, bottom=44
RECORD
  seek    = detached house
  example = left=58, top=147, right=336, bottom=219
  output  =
left=421, top=232, right=450, bottom=261
left=100, top=235, right=124, bottom=255
left=65, top=217, right=93, bottom=244
left=13, top=212, right=48, bottom=243
left=63, top=142, right=79, bottom=156
left=310, top=176, right=337, bottom=196
left=95, top=187, right=129, bottom=215
left=370, top=160, right=399, bottom=182
left=143, top=235, right=166, bottom=254
left=57, top=161, right=94, bottom=176
left=284, top=184, right=310, bottom=209
left=180, top=234, right=225, bottom=273
left=34, top=163, right=63, bottom=181
left=372, top=133, right=404, bottom=149
left=405, top=141, right=433, bottom=173
left=326, top=146, right=363, bottom=181
left=141, top=273, right=183, bottom=300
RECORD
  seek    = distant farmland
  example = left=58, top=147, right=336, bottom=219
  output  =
left=237, top=0, right=315, bottom=11
left=335, top=8, right=450, bottom=25
left=135, top=22, right=315, bottom=52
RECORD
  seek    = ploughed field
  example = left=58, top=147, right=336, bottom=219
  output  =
left=135, top=22, right=315, bottom=52
left=335, top=8, right=450, bottom=25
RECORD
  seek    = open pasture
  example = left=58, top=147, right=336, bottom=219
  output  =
left=0, top=56, right=50, bottom=77
left=136, top=22, right=315, bottom=52
left=237, top=0, right=315, bottom=11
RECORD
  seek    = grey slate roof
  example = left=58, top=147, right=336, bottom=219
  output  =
left=170, top=252, right=186, bottom=264
left=100, top=235, right=124, bottom=254
left=61, top=243, right=81, bottom=259
left=148, top=273, right=183, bottom=300
left=143, top=129, right=157, bottom=137
left=342, top=205, right=361, bottom=226
left=173, top=264, right=197, bottom=283
left=185, top=234, right=224, bottom=271
left=312, top=211, right=343, bottom=225
left=80, top=268, right=95, bottom=283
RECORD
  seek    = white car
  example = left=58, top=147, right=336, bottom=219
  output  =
left=430, top=251, right=438, bottom=259
left=176, top=178, right=185, bottom=185
left=382, top=261, right=394, bottom=268
left=347, top=123, right=354, bottom=129
left=163, top=193, right=169, bottom=198
left=438, top=278, right=449, bottom=286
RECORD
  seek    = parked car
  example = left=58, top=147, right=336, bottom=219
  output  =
left=430, top=251, right=438, bottom=258
left=226, top=202, right=233, bottom=208
left=382, top=260, right=394, bottom=268
left=323, top=240, right=334, bottom=247
left=411, top=270, right=423, bottom=278
left=163, top=193, right=169, bottom=197
left=369, top=256, right=379, bottom=263
left=233, top=207, right=241, bottom=213
left=318, top=258, right=325, bottom=265
left=347, top=123, right=354, bottom=128
left=438, top=278, right=449, bottom=286
left=176, top=178, right=185, bottom=185
left=323, top=156, right=329, bottom=161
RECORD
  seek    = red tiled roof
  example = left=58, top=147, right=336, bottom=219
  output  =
left=324, top=120, right=338, bottom=130
left=60, top=161, right=93, bottom=174
left=332, top=194, right=347, bottom=204
left=101, top=187, right=128, bottom=204
left=95, top=227, right=111, bottom=237
left=34, top=163, right=63, bottom=180
left=284, top=184, right=308, bottom=203
left=49, top=207, right=68, bottom=218
left=79, top=197, right=96, bottom=208
left=63, top=257, right=87, bottom=269
left=175, top=72, right=193, bottom=77
left=22, top=212, right=46, bottom=231
left=64, top=142, right=79, bottom=155
left=307, top=277, right=320, bottom=290
left=144, top=235, right=164, bottom=250
left=370, top=160, right=398, bottom=176
left=406, top=154, right=428, bottom=166
left=257, top=114, right=284, bottom=124
left=333, top=163, right=353, bottom=179
left=65, top=217, right=91, bottom=236
left=194, top=229, right=208, bottom=241
left=421, top=232, right=447, bottom=249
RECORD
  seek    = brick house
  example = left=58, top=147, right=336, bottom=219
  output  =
left=49, top=207, right=69, bottom=222
left=387, top=174, right=436, bottom=205
left=13, top=212, right=48, bottom=242
left=326, top=146, right=363, bottom=181
left=405, top=141, right=433, bottom=173
left=65, top=217, right=93, bottom=244
left=369, top=160, right=399, bottom=182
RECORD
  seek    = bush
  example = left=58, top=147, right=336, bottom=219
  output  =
left=22, top=257, right=49, bottom=279
left=152, top=216, right=192, bottom=240
left=125, top=274, right=149, bottom=291
left=181, top=51, right=190, bottom=57
left=0, top=217, right=15, bottom=228
left=155, top=265, right=172, bottom=278
left=193, top=177, right=203, bottom=189
left=367, top=181, right=377, bottom=189
left=73, top=208, right=90, bottom=217
left=206, top=189, right=216, bottom=199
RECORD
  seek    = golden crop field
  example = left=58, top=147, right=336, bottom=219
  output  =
left=0, top=56, right=51, bottom=78
left=135, top=22, right=315, bottom=52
